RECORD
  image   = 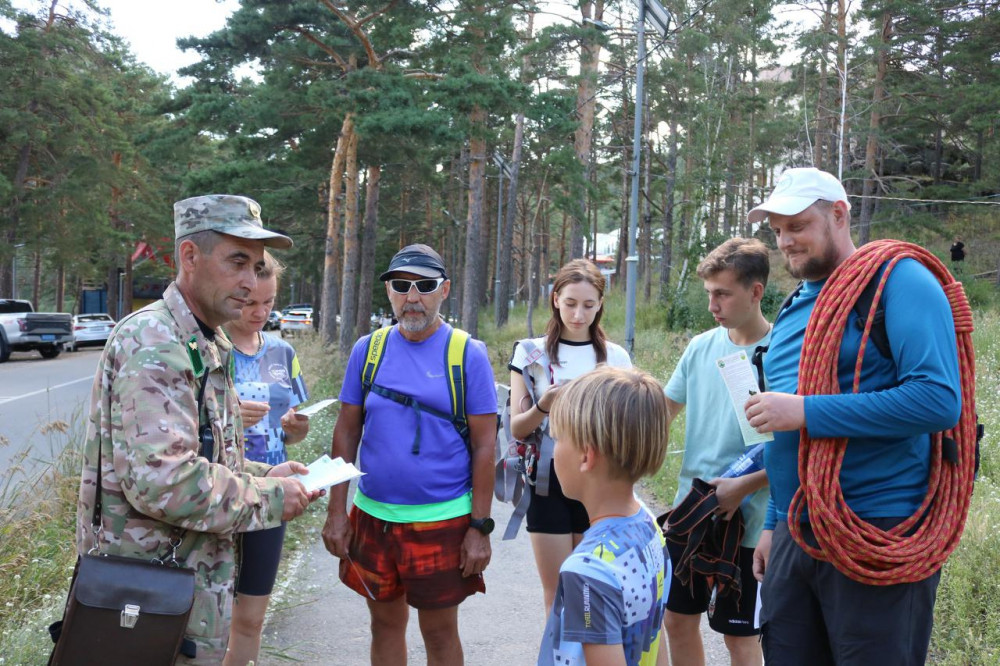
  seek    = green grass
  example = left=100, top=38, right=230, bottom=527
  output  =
left=1, top=301, right=999, bottom=663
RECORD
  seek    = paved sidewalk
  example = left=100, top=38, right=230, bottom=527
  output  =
left=258, top=488, right=545, bottom=665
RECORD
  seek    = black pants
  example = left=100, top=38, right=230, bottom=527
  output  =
left=760, top=520, right=940, bottom=666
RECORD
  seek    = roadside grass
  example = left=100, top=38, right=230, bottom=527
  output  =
left=0, top=305, right=997, bottom=663
left=0, top=423, right=84, bottom=665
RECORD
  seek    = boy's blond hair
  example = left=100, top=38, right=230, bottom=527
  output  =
left=550, top=366, right=669, bottom=482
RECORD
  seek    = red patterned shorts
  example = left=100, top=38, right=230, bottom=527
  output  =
left=339, top=507, right=486, bottom=609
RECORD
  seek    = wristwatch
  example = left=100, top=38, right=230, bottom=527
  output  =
left=469, top=516, right=495, bottom=536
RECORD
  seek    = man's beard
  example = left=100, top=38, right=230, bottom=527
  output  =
left=397, top=304, right=437, bottom=333
left=784, top=226, right=840, bottom=281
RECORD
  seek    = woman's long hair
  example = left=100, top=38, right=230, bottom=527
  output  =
left=544, top=259, right=608, bottom=366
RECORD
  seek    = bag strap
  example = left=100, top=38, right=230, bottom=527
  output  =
left=91, top=350, right=213, bottom=563
left=361, top=326, right=472, bottom=455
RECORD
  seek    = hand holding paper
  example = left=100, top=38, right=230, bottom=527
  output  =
left=291, top=454, right=364, bottom=493
left=716, top=351, right=773, bottom=446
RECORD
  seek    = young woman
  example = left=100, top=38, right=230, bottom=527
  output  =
left=223, top=252, right=310, bottom=666
left=508, top=258, right=632, bottom=616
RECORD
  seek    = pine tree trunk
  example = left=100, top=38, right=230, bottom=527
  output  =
left=355, top=164, right=381, bottom=341
left=321, top=113, right=353, bottom=346
left=572, top=0, right=604, bottom=260
left=497, top=111, right=525, bottom=328
left=659, top=115, right=678, bottom=305
left=837, top=0, right=849, bottom=175
left=32, top=250, right=41, bottom=310
left=462, top=107, right=487, bottom=337
left=338, top=128, right=361, bottom=352
left=56, top=263, right=65, bottom=312
left=860, top=11, right=891, bottom=246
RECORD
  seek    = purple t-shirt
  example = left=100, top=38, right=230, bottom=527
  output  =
left=340, top=323, right=497, bottom=508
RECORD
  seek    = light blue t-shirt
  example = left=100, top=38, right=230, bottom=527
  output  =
left=233, top=334, right=308, bottom=466
left=665, top=325, right=770, bottom=548
left=537, top=506, right=669, bottom=666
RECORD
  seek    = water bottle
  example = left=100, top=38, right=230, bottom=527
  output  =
left=719, top=442, right=765, bottom=479
left=717, top=442, right=766, bottom=515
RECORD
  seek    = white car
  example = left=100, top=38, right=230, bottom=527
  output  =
left=65, top=313, right=116, bottom=351
left=280, top=309, right=313, bottom=337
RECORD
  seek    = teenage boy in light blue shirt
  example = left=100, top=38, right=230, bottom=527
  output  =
left=663, top=237, right=770, bottom=666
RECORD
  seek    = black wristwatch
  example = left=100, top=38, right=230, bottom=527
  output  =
left=469, top=516, right=495, bottom=536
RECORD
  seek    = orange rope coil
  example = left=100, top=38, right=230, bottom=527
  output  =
left=788, top=239, right=977, bottom=585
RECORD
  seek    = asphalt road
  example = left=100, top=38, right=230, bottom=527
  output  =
left=0, top=347, right=101, bottom=483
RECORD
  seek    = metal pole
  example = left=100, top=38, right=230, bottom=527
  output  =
left=624, top=3, right=646, bottom=355
left=494, top=167, right=503, bottom=322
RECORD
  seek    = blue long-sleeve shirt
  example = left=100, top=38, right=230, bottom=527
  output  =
left=763, top=258, right=961, bottom=530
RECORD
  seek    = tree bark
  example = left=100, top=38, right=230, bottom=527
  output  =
left=571, top=0, right=604, bottom=260
left=321, top=113, right=353, bottom=346
left=837, top=0, right=849, bottom=175
left=659, top=115, right=679, bottom=304
left=338, top=127, right=361, bottom=352
left=813, top=0, right=834, bottom=169
left=355, top=164, right=381, bottom=341
left=462, top=107, right=487, bottom=337
left=860, top=10, right=891, bottom=246
left=56, top=263, right=65, bottom=312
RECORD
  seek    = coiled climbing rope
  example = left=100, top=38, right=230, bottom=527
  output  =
left=788, top=239, right=977, bottom=585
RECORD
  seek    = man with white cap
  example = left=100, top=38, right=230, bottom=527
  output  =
left=76, top=194, right=323, bottom=664
left=741, top=168, right=960, bottom=664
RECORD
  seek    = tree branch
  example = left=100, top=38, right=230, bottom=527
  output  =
left=317, top=0, right=380, bottom=69
left=282, top=25, right=349, bottom=71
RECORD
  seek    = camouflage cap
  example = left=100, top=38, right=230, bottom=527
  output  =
left=174, top=194, right=293, bottom=249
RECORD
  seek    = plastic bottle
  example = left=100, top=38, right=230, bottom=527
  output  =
left=716, top=442, right=767, bottom=515
left=719, top=442, right=765, bottom=479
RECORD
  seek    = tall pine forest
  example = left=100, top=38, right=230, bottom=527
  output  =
left=2, top=0, right=999, bottom=346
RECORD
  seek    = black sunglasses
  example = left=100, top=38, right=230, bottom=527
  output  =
left=388, top=277, right=445, bottom=295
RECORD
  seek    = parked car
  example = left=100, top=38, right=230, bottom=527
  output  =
left=65, top=313, right=116, bottom=351
left=264, top=311, right=281, bottom=331
left=281, top=303, right=313, bottom=315
left=280, top=309, right=313, bottom=337
left=0, top=299, right=73, bottom=362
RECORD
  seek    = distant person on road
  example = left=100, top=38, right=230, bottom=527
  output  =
left=536, top=366, right=671, bottom=666
left=950, top=236, right=965, bottom=262
left=744, top=168, right=960, bottom=665
left=322, top=244, right=498, bottom=665
left=76, top=194, right=323, bottom=664
left=223, top=251, right=310, bottom=666
left=508, top=258, right=631, bottom=617
left=662, top=238, right=770, bottom=666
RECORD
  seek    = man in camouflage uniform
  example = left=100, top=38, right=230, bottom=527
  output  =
left=76, top=194, right=321, bottom=664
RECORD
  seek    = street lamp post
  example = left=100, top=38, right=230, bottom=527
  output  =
left=624, top=0, right=670, bottom=355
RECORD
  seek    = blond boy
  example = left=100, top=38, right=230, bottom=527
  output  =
left=537, top=366, right=671, bottom=666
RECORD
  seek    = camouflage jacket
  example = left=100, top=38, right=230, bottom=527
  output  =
left=76, top=282, right=285, bottom=664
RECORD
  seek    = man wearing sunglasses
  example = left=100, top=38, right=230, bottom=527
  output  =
left=323, top=244, right=498, bottom=665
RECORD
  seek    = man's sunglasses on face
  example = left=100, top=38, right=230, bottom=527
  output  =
left=388, top=277, right=445, bottom=295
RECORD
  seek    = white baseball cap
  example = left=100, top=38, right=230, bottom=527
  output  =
left=747, top=167, right=850, bottom=224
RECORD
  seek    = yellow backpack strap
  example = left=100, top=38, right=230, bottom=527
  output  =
left=445, top=328, right=470, bottom=436
left=362, top=326, right=391, bottom=401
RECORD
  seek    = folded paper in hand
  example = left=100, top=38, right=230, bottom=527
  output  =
left=296, top=398, right=339, bottom=418
left=292, top=454, right=364, bottom=493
